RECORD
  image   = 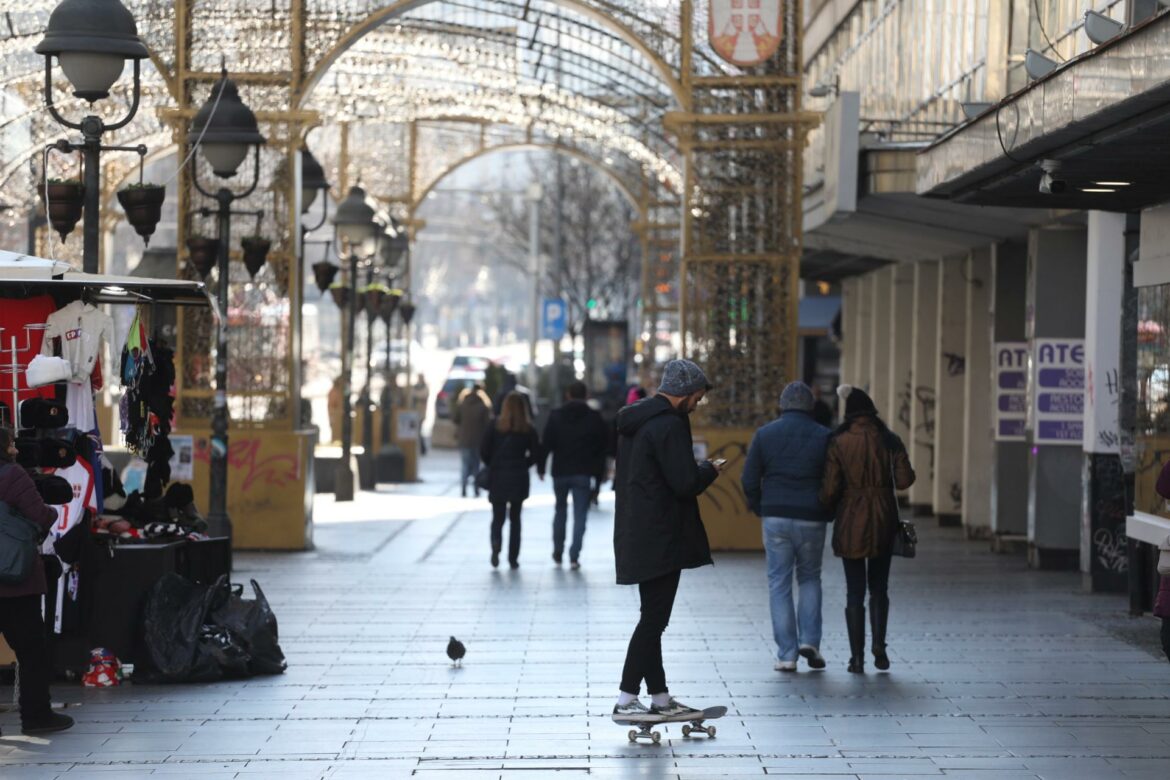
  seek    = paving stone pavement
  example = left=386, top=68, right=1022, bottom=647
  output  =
left=2, top=448, right=1169, bottom=779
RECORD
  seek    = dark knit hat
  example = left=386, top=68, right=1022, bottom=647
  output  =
left=658, top=359, right=711, bottom=396
left=779, top=381, right=815, bottom=412
left=837, top=384, right=878, bottom=418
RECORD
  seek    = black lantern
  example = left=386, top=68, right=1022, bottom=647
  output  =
left=36, top=0, right=148, bottom=102
left=191, top=70, right=266, bottom=178
left=301, top=147, right=329, bottom=213
left=333, top=186, right=379, bottom=254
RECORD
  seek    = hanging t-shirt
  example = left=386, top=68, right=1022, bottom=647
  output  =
left=41, top=457, right=97, bottom=555
left=65, top=380, right=96, bottom=436
left=0, top=294, right=56, bottom=401
left=42, top=300, right=114, bottom=384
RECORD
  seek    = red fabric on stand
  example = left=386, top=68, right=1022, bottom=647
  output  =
left=0, top=295, right=57, bottom=402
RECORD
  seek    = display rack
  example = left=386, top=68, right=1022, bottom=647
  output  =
left=0, top=323, right=50, bottom=431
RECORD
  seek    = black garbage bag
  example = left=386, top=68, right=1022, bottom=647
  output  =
left=137, top=573, right=223, bottom=683
left=199, top=624, right=251, bottom=678
left=208, top=578, right=287, bottom=675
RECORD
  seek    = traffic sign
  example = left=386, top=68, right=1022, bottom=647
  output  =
left=542, top=298, right=566, bottom=340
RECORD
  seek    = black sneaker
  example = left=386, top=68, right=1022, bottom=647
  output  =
left=613, top=699, right=654, bottom=719
left=22, top=712, right=74, bottom=735
left=799, top=645, right=826, bottom=670
left=648, top=698, right=701, bottom=718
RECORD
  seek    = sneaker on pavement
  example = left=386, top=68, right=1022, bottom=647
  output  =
left=649, top=698, right=702, bottom=718
left=774, top=660, right=797, bottom=672
left=22, top=712, right=74, bottom=735
left=570, top=561, right=581, bottom=570
left=799, top=645, right=826, bottom=670
left=613, top=699, right=653, bottom=718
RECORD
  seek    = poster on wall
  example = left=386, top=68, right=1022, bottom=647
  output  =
left=1032, top=338, right=1086, bottom=445
left=169, top=435, right=195, bottom=481
left=994, top=342, right=1028, bottom=442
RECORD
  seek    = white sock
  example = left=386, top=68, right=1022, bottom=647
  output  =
left=650, top=692, right=671, bottom=707
left=617, top=692, right=638, bottom=706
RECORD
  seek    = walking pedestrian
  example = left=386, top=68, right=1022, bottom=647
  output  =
left=819, top=385, right=915, bottom=674
left=540, top=380, right=608, bottom=569
left=0, top=427, right=74, bottom=735
left=455, top=384, right=491, bottom=497
left=741, top=381, right=832, bottom=672
left=411, top=373, right=430, bottom=455
left=612, top=359, right=725, bottom=720
left=480, top=391, right=543, bottom=569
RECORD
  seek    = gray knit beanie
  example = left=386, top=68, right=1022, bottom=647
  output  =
left=657, top=359, right=711, bottom=396
left=778, top=381, right=815, bottom=412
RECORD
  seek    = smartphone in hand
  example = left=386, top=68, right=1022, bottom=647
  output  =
left=711, top=458, right=728, bottom=471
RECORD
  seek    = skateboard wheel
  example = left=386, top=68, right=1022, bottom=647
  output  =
left=707, top=726, right=716, bottom=738
left=681, top=725, right=692, bottom=737
left=651, top=731, right=661, bottom=744
left=628, top=730, right=637, bottom=742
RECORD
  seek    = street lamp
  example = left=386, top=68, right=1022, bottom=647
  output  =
left=332, top=185, right=380, bottom=501
left=188, top=68, right=266, bottom=541
left=37, top=0, right=148, bottom=273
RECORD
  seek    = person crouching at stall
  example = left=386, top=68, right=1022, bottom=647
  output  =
left=0, top=427, right=74, bottom=735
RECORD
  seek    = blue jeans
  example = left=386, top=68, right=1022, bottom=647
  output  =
left=552, top=474, right=592, bottom=561
left=460, top=447, right=479, bottom=492
left=762, top=517, right=827, bottom=662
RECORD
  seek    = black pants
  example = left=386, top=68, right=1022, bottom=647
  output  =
left=620, top=569, right=681, bottom=696
left=490, top=500, right=524, bottom=563
left=842, top=554, right=892, bottom=608
left=0, top=594, right=53, bottom=722
left=1162, top=617, right=1170, bottom=664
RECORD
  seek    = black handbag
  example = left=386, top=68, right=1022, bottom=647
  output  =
left=474, top=466, right=490, bottom=492
left=887, top=448, right=917, bottom=558
left=0, top=498, right=41, bottom=585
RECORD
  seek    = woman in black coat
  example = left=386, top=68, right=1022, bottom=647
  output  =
left=480, top=392, right=543, bottom=568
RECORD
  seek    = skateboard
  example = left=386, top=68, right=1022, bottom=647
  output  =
left=613, top=705, right=727, bottom=743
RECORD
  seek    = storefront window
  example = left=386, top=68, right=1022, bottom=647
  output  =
left=1134, top=284, right=1170, bottom=515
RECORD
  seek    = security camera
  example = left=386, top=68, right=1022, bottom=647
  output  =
left=1038, top=159, right=1066, bottom=195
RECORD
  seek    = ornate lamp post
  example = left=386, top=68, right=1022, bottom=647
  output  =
left=188, top=69, right=266, bottom=540
left=37, top=0, right=148, bottom=273
left=332, top=185, right=381, bottom=501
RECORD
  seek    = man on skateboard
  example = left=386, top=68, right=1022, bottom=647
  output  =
left=612, top=359, right=725, bottom=720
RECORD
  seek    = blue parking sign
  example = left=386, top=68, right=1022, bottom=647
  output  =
left=542, top=298, right=566, bottom=340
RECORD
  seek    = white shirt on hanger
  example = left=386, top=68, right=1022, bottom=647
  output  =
left=42, top=300, right=114, bottom=384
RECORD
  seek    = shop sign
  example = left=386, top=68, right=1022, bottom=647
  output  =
left=1032, top=338, right=1085, bottom=445
left=994, top=342, right=1028, bottom=442
left=708, top=0, right=782, bottom=66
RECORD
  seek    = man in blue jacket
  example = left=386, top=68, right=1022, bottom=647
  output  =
left=741, top=381, right=832, bottom=672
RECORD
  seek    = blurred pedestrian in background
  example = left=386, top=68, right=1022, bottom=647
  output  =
left=455, top=384, right=491, bottom=497
left=480, top=391, right=543, bottom=569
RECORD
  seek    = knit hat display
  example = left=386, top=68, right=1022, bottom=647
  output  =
left=779, top=381, right=815, bottom=412
left=837, top=384, right=878, bottom=418
left=657, top=359, right=711, bottom=397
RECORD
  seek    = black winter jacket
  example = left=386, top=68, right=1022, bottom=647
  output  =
left=613, top=395, right=718, bottom=585
left=540, top=400, right=608, bottom=479
left=480, top=425, right=543, bottom=504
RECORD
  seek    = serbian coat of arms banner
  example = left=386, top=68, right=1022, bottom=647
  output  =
left=708, top=0, right=782, bottom=67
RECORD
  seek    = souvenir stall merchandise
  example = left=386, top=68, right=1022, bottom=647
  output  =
left=0, top=253, right=228, bottom=674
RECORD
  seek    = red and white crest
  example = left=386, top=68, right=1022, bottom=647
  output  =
left=708, top=0, right=783, bottom=67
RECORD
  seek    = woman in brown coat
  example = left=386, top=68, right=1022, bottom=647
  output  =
left=819, top=386, right=915, bottom=674
left=0, top=427, right=73, bottom=734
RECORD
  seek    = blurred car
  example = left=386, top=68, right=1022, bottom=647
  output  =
left=373, top=339, right=424, bottom=370
left=450, top=354, right=494, bottom=372
left=435, top=369, right=485, bottom=420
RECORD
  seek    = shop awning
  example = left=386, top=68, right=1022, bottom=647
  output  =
left=798, top=295, right=841, bottom=337
left=917, top=12, right=1170, bottom=210
left=0, top=250, right=216, bottom=313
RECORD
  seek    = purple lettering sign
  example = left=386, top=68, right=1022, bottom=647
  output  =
left=1033, top=338, right=1085, bottom=446
left=995, top=342, right=1028, bottom=442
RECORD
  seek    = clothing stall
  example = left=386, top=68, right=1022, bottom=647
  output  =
left=0, top=250, right=227, bottom=673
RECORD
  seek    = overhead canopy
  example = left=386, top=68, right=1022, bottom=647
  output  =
left=917, top=12, right=1170, bottom=211
left=0, top=250, right=217, bottom=311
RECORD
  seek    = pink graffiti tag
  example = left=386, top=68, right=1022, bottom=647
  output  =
left=194, top=437, right=300, bottom=492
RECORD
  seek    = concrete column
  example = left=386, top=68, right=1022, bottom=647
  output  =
left=840, top=277, right=860, bottom=389
left=991, top=241, right=1029, bottom=541
left=888, top=264, right=915, bottom=454
left=869, top=267, right=893, bottom=416
left=962, top=247, right=994, bottom=539
left=933, top=256, right=967, bottom=524
left=1026, top=226, right=1088, bottom=570
left=1082, top=211, right=1128, bottom=592
left=854, top=272, right=874, bottom=391
left=908, top=260, right=939, bottom=511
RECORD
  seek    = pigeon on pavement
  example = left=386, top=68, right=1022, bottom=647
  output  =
left=447, top=636, right=466, bottom=667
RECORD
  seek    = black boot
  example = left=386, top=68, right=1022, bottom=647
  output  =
left=845, top=606, right=866, bottom=674
left=870, top=595, right=890, bottom=671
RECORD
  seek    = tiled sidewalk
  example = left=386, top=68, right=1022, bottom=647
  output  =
left=2, top=449, right=1169, bottom=779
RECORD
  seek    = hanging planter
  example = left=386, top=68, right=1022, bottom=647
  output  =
left=379, top=290, right=403, bottom=324
left=116, top=183, right=166, bottom=245
left=398, top=301, right=416, bottom=325
left=312, top=260, right=339, bottom=293
left=329, top=282, right=350, bottom=309
left=186, top=236, right=218, bottom=278
left=41, top=179, right=85, bottom=241
left=240, top=235, right=271, bottom=278
left=363, top=283, right=391, bottom=314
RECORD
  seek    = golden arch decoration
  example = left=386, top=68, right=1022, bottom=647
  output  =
left=295, top=0, right=687, bottom=111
